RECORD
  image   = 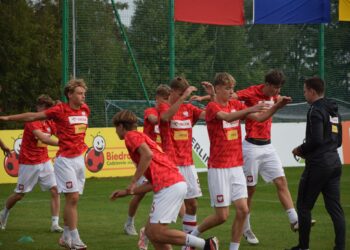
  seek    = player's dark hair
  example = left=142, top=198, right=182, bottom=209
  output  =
left=169, top=77, right=189, bottom=92
left=304, top=76, right=325, bottom=95
left=64, top=79, right=88, bottom=100
left=213, top=72, right=236, bottom=86
left=156, top=84, right=171, bottom=99
left=36, top=94, right=55, bottom=108
left=265, top=69, right=285, bottom=86
left=112, top=110, right=138, bottom=131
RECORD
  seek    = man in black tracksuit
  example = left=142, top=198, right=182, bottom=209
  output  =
left=288, top=77, right=346, bottom=250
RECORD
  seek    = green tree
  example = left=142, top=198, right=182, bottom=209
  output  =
left=0, top=0, right=61, bottom=129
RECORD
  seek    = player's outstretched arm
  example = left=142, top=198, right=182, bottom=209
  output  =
left=161, top=86, right=197, bottom=122
left=217, top=103, right=269, bottom=122
left=33, top=130, right=59, bottom=146
left=0, top=111, right=47, bottom=122
left=247, top=96, right=292, bottom=122
left=110, top=183, right=153, bottom=201
left=190, top=81, right=216, bottom=102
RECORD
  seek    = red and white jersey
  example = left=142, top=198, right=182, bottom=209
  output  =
left=124, top=130, right=184, bottom=192
left=237, top=84, right=278, bottom=139
left=45, top=102, right=90, bottom=158
left=19, top=120, right=56, bottom=165
left=143, top=107, right=161, bottom=146
left=157, top=102, right=176, bottom=163
left=205, top=100, right=246, bottom=168
left=158, top=102, right=203, bottom=166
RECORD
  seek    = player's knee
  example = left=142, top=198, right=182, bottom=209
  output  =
left=274, top=176, right=288, bottom=190
left=66, top=193, right=79, bottom=205
left=50, top=186, right=59, bottom=197
left=216, top=212, right=229, bottom=224
left=236, top=206, right=249, bottom=218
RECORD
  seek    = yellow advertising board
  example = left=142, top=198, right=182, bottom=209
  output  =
left=0, top=128, right=138, bottom=184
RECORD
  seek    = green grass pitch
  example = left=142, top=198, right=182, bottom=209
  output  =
left=0, top=166, right=349, bottom=249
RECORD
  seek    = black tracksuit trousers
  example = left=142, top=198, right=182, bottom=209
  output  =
left=297, top=166, right=346, bottom=250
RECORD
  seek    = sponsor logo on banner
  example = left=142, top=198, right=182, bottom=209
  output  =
left=68, top=116, right=88, bottom=124
left=170, top=120, right=192, bottom=129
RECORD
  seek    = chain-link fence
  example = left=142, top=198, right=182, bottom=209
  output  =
left=66, top=0, right=350, bottom=127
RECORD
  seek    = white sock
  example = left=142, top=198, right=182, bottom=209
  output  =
left=185, top=234, right=205, bottom=249
left=63, top=226, right=70, bottom=239
left=286, top=208, right=298, bottom=224
left=70, top=228, right=80, bottom=241
left=52, top=216, right=59, bottom=226
left=183, top=213, right=197, bottom=233
left=3, top=207, right=10, bottom=218
left=229, top=242, right=240, bottom=250
left=243, top=213, right=251, bottom=232
left=190, top=227, right=201, bottom=236
left=126, top=216, right=134, bottom=225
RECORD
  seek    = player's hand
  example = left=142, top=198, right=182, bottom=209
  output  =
left=126, top=182, right=137, bottom=195
left=190, top=95, right=204, bottom=102
left=182, top=86, right=198, bottom=100
left=292, top=147, right=303, bottom=157
left=109, top=189, right=128, bottom=200
left=201, top=81, right=215, bottom=96
left=249, top=103, right=270, bottom=113
left=1, top=146, right=10, bottom=157
left=276, top=96, right=292, bottom=108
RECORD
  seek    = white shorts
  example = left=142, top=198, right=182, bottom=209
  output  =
left=242, top=140, right=285, bottom=186
left=208, top=167, right=247, bottom=207
left=15, top=160, right=56, bottom=193
left=178, top=165, right=202, bottom=199
left=149, top=181, right=187, bottom=224
left=54, top=155, right=85, bottom=194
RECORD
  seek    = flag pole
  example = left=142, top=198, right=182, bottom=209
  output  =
left=319, top=23, right=325, bottom=80
left=169, top=0, right=175, bottom=80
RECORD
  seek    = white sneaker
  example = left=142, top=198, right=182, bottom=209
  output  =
left=0, top=209, right=8, bottom=230
left=138, top=227, right=149, bottom=250
left=51, top=224, right=64, bottom=233
left=243, top=229, right=259, bottom=245
left=70, top=239, right=87, bottom=250
left=124, top=222, right=138, bottom=236
left=58, top=236, right=71, bottom=249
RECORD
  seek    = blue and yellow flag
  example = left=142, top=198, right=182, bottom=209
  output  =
left=339, top=0, right=350, bottom=21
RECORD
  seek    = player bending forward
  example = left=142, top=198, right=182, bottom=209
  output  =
left=110, top=110, right=219, bottom=250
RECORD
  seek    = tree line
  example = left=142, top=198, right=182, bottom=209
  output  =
left=1, top=0, right=349, bottom=128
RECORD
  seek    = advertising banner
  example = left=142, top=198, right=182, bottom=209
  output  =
left=0, top=128, right=136, bottom=184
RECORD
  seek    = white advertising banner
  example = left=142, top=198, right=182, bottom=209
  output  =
left=192, top=123, right=344, bottom=169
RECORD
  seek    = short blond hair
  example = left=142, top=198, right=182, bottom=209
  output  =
left=112, top=110, right=138, bottom=131
left=64, top=79, right=87, bottom=100
left=213, top=72, right=236, bottom=86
